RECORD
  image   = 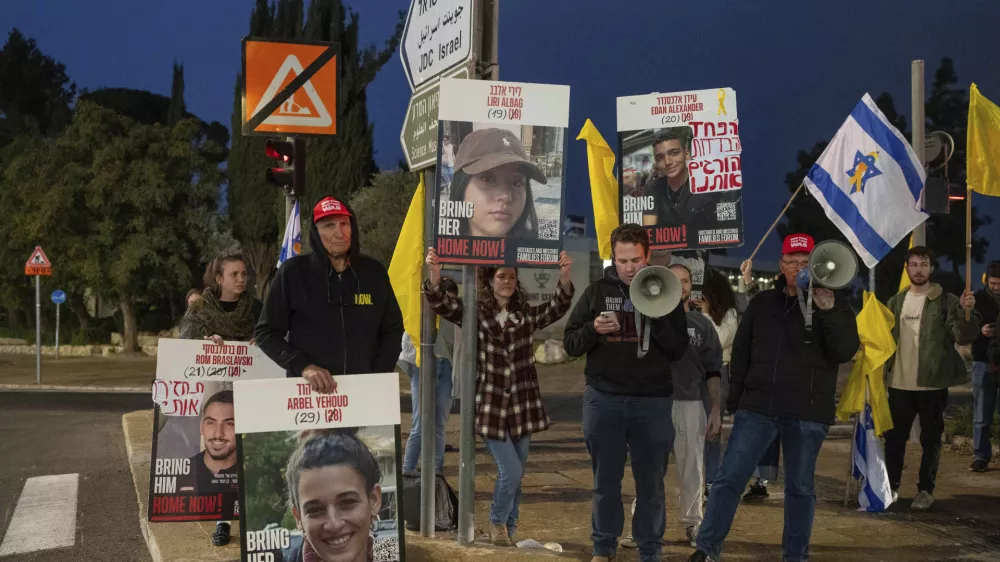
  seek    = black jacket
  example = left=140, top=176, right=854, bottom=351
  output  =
left=728, top=277, right=859, bottom=425
left=972, top=288, right=1000, bottom=363
left=255, top=197, right=404, bottom=377
left=563, top=266, right=689, bottom=397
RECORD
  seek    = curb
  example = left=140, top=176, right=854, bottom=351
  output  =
left=0, top=384, right=148, bottom=393
left=122, top=411, right=165, bottom=562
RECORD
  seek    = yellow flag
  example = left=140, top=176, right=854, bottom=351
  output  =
left=836, top=292, right=896, bottom=435
left=898, top=234, right=913, bottom=293
left=968, top=83, right=1000, bottom=197
left=576, top=119, right=620, bottom=260
left=388, top=174, right=425, bottom=367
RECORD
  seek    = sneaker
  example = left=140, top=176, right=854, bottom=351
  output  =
left=685, top=524, right=700, bottom=547
left=742, top=482, right=768, bottom=502
left=687, top=550, right=717, bottom=562
left=211, top=522, right=231, bottom=547
left=911, top=490, right=934, bottom=511
left=488, top=522, right=512, bottom=547
left=590, top=556, right=616, bottom=562
left=891, top=490, right=899, bottom=503
left=970, top=459, right=988, bottom=473
left=620, top=533, right=637, bottom=548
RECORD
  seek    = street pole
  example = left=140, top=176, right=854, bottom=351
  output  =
left=35, top=275, right=41, bottom=384
left=911, top=60, right=926, bottom=246
left=55, top=302, right=61, bottom=361
left=420, top=166, right=438, bottom=538
left=457, top=0, right=499, bottom=546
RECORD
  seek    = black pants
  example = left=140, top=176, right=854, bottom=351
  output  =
left=884, top=388, right=948, bottom=494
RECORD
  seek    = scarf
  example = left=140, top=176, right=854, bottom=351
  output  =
left=181, top=290, right=256, bottom=341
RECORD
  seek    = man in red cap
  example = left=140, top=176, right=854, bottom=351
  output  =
left=255, top=196, right=403, bottom=391
left=688, top=234, right=860, bottom=562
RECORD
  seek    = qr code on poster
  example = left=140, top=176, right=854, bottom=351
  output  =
left=538, top=218, right=559, bottom=240
left=373, top=536, right=398, bottom=562
left=716, top=202, right=737, bottom=221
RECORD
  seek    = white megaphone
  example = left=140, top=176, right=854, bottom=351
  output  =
left=630, top=265, right=682, bottom=318
left=795, top=240, right=858, bottom=291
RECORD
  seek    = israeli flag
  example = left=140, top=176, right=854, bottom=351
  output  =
left=276, top=200, right=301, bottom=268
left=852, top=402, right=894, bottom=512
left=804, top=94, right=927, bottom=268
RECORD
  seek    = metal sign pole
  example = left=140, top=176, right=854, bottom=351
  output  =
left=420, top=167, right=438, bottom=538
left=35, top=275, right=41, bottom=385
left=55, top=302, right=61, bottom=361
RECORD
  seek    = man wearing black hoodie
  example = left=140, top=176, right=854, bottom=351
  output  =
left=255, top=196, right=404, bottom=391
left=564, top=224, right=690, bottom=562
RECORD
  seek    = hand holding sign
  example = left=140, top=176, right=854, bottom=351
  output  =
left=426, top=248, right=442, bottom=287
left=302, top=364, right=335, bottom=393
left=558, top=251, right=573, bottom=285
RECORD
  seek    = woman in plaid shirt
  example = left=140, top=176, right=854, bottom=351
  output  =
left=423, top=247, right=575, bottom=547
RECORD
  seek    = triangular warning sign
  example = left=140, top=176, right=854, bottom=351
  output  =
left=251, top=55, right=332, bottom=127
left=25, top=246, right=51, bottom=267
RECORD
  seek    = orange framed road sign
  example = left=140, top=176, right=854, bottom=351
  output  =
left=242, top=38, right=340, bottom=137
left=25, top=246, right=52, bottom=276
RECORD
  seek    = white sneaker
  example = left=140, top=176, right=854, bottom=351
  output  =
left=620, top=533, right=637, bottom=549
left=911, top=490, right=934, bottom=510
left=891, top=490, right=899, bottom=504
left=685, top=524, right=700, bottom=547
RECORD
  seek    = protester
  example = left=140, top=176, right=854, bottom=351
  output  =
left=689, top=233, right=860, bottom=562
left=970, top=261, right=1000, bottom=472
left=179, top=250, right=261, bottom=546
left=447, top=128, right=544, bottom=239
left=564, top=223, right=689, bottom=562
left=185, top=288, right=202, bottom=308
left=668, top=263, right=723, bottom=546
left=424, top=247, right=574, bottom=546
left=401, top=278, right=459, bottom=475
left=255, top=196, right=404, bottom=392
left=693, top=268, right=739, bottom=494
left=884, top=246, right=979, bottom=509
left=283, top=429, right=383, bottom=562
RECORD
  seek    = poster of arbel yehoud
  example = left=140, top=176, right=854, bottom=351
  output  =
left=618, top=87, right=744, bottom=251
left=434, top=78, right=570, bottom=267
left=148, top=339, right=285, bottom=522
left=235, top=373, right=404, bottom=562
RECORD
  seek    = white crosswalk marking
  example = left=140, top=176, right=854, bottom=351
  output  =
left=0, top=473, right=79, bottom=556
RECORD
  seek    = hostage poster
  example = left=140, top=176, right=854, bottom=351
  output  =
left=434, top=78, right=570, bottom=267
left=235, top=373, right=404, bottom=562
left=147, top=339, right=284, bottom=522
left=617, top=87, right=744, bottom=251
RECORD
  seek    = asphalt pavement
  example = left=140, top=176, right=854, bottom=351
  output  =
left=0, top=391, right=151, bottom=562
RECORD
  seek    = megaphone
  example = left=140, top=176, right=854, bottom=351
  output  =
left=630, top=265, right=682, bottom=318
left=796, top=240, right=858, bottom=291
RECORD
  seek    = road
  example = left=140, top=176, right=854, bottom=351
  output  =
left=0, top=391, right=151, bottom=562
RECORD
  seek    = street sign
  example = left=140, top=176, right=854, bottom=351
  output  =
left=242, top=38, right=340, bottom=137
left=51, top=290, right=67, bottom=304
left=24, top=246, right=52, bottom=276
left=400, top=0, right=474, bottom=91
left=400, top=64, right=470, bottom=171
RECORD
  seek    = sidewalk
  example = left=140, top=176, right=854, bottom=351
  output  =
left=0, top=353, right=153, bottom=391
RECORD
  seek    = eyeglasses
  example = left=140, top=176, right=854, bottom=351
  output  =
left=780, top=259, right=809, bottom=268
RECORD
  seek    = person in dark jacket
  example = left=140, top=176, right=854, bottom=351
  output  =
left=970, top=261, right=1000, bottom=472
left=564, top=224, right=689, bottom=562
left=689, top=234, right=860, bottom=562
left=255, top=196, right=404, bottom=392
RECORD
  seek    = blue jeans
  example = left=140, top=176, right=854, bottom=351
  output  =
left=583, top=386, right=674, bottom=562
left=484, top=433, right=531, bottom=538
left=973, top=361, right=999, bottom=462
left=697, top=409, right=829, bottom=562
left=402, top=358, right=454, bottom=474
left=704, top=366, right=729, bottom=486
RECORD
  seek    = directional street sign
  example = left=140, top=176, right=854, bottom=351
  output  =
left=242, top=38, right=340, bottom=137
left=400, top=64, right=470, bottom=171
left=24, top=246, right=52, bottom=276
left=51, top=290, right=67, bottom=304
left=400, top=0, right=474, bottom=91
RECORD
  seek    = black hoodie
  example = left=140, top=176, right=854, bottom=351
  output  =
left=563, top=265, right=689, bottom=397
left=255, top=196, right=404, bottom=377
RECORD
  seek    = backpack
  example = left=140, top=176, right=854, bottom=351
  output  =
left=401, top=473, right=458, bottom=532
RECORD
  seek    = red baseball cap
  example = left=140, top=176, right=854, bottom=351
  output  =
left=313, top=197, right=352, bottom=223
left=782, top=234, right=814, bottom=255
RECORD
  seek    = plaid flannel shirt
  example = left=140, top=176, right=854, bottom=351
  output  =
left=424, top=279, right=574, bottom=441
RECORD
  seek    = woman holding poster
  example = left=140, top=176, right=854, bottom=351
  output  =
left=422, top=247, right=573, bottom=547
left=178, top=249, right=262, bottom=546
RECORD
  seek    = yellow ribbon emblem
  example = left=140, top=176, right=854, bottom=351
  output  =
left=717, top=89, right=728, bottom=116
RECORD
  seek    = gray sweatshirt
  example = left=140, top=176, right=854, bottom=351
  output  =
left=671, top=310, right=723, bottom=401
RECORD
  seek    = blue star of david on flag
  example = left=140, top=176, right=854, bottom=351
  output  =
left=847, top=151, right=882, bottom=194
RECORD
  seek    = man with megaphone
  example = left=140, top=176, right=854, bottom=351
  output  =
left=564, top=224, right=691, bottom=562
left=688, top=234, right=860, bottom=562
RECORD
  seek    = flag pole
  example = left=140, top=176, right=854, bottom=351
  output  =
left=749, top=182, right=804, bottom=261
left=965, top=191, right=973, bottom=320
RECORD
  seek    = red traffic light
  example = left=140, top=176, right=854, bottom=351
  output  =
left=265, top=139, right=294, bottom=163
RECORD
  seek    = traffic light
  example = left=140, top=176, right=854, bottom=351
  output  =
left=265, top=137, right=305, bottom=196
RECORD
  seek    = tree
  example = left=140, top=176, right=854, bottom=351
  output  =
left=348, top=170, right=420, bottom=267
left=167, top=62, right=186, bottom=126
left=0, top=29, right=76, bottom=147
